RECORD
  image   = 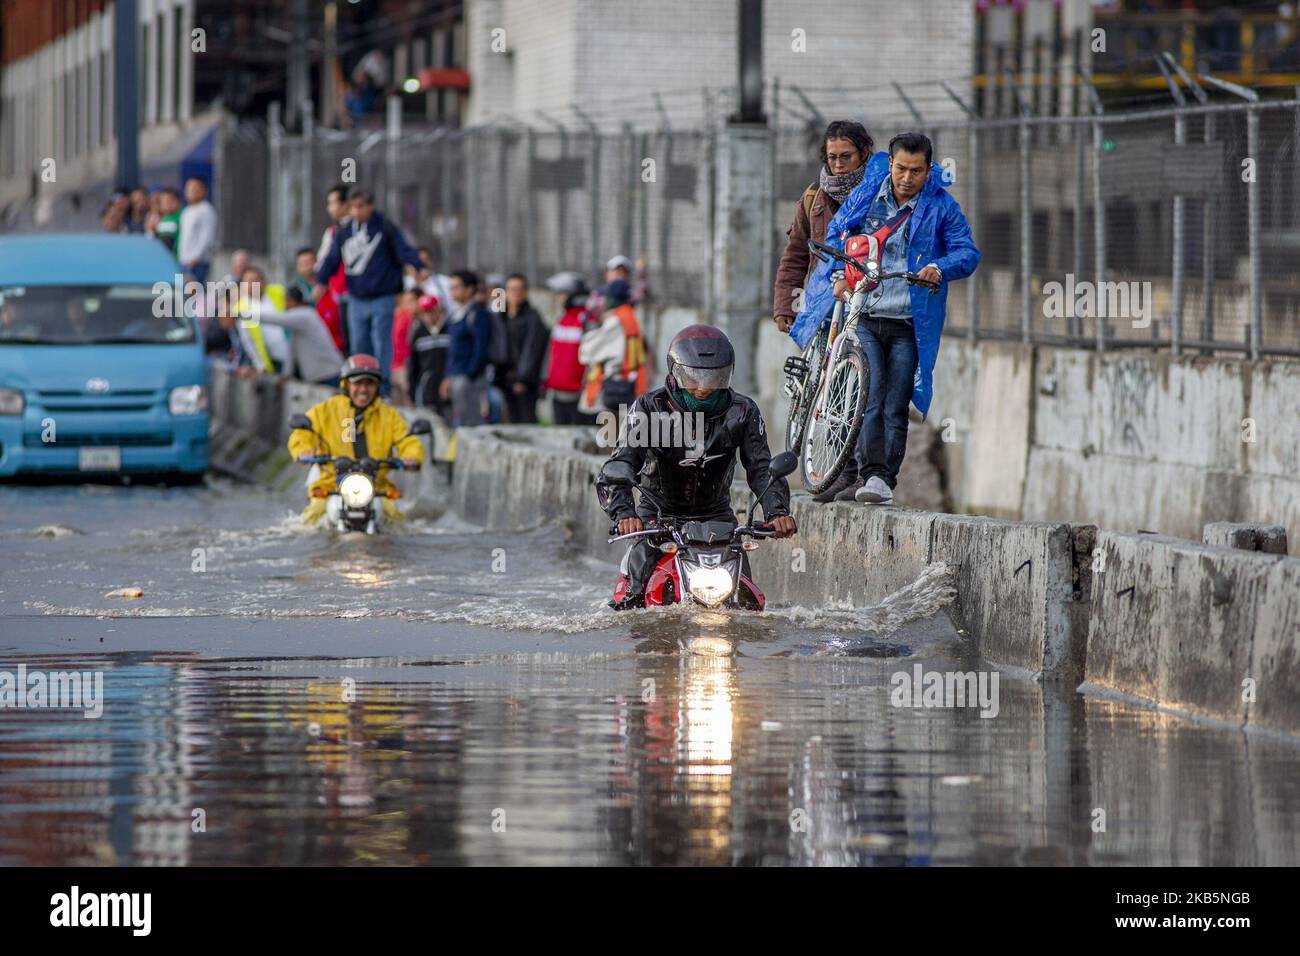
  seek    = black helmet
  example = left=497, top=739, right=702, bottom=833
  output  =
left=666, top=324, right=734, bottom=392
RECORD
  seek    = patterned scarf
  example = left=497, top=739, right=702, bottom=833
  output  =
left=819, top=163, right=867, bottom=204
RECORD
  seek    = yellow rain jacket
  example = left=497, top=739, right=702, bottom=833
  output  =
left=287, top=394, right=424, bottom=500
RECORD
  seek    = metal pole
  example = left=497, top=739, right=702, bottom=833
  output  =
left=1093, top=116, right=1107, bottom=351
left=1156, top=55, right=1187, bottom=354
left=736, top=0, right=764, bottom=124
left=525, top=127, right=538, bottom=290
left=1202, top=112, right=1217, bottom=348
left=1020, top=114, right=1032, bottom=343
left=385, top=95, right=401, bottom=221
left=114, top=0, right=139, bottom=189
left=1072, top=118, right=1085, bottom=339
left=1171, top=108, right=1186, bottom=354
left=268, top=102, right=282, bottom=270
left=1247, top=105, right=1261, bottom=360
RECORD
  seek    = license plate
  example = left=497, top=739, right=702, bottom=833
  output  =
left=79, top=447, right=121, bottom=471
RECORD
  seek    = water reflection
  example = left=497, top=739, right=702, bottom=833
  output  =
left=1, top=647, right=1299, bottom=866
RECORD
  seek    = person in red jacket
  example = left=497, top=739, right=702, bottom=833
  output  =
left=543, top=271, right=596, bottom=425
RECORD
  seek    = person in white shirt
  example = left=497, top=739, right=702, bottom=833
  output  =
left=178, top=177, right=218, bottom=286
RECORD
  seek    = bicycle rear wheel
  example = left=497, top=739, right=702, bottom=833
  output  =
left=782, top=330, right=825, bottom=455
left=800, top=347, right=868, bottom=494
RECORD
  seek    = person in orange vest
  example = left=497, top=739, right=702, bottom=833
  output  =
left=577, top=278, right=647, bottom=416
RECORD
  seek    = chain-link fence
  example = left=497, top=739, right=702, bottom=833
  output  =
left=220, top=92, right=1300, bottom=358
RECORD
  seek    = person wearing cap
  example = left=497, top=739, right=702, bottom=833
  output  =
left=604, top=254, right=651, bottom=304
left=578, top=278, right=647, bottom=415
left=595, top=324, right=797, bottom=610
left=408, top=292, right=451, bottom=416
left=287, top=354, right=424, bottom=524
left=543, top=271, right=596, bottom=425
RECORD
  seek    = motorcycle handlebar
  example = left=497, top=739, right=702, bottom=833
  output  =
left=295, top=455, right=418, bottom=470
left=605, top=522, right=776, bottom=544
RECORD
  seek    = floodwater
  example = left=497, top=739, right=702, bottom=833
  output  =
left=1, top=479, right=1298, bottom=866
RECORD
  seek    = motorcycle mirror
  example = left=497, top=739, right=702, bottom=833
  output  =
left=769, top=450, right=797, bottom=480
left=289, top=413, right=314, bottom=432
left=598, top=460, right=637, bottom=488
left=409, top=418, right=432, bottom=437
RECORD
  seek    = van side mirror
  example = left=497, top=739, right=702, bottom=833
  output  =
left=289, top=413, right=314, bottom=432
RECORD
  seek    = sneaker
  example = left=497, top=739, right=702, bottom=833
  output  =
left=833, top=479, right=866, bottom=502
left=811, top=471, right=860, bottom=503
left=855, top=476, right=894, bottom=504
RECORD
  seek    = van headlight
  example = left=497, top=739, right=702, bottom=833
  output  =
left=682, top=561, right=738, bottom=607
left=168, top=384, right=208, bottom=415
left=339, top=472, right=375, bottom=508
left=0, top=388, right=23, bottom=416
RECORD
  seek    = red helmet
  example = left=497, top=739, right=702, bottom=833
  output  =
left=417, top=293, right=440, bottom=312
left=339, top=354, right=382, bottom=385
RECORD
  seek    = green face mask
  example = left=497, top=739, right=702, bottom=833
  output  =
left=672, top=387, right=731, bottom=414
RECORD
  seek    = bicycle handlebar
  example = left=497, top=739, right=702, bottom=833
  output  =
left=807, top=238, right=939, bottom=291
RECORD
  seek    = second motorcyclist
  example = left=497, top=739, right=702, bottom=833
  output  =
left=597, top=325, right=797, bottom=609
left=288, top=354, right=424, bottom=524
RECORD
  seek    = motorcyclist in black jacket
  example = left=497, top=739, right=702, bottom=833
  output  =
left=597, top=324, right=797, bottom=609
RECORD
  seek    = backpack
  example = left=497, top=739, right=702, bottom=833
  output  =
left=801, top=183, right=819, bottom=223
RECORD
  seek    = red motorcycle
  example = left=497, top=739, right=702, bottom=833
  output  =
left=599, top=451, right=797, bottom=611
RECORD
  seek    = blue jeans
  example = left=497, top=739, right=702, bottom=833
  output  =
left=854, top=317, right=917, bottom=489
left=347, top=294, right=395, bottom=396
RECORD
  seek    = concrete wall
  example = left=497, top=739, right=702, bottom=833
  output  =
left=928, top=339, right=1300, bottom=554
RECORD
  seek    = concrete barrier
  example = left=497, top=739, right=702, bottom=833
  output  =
left=1081, top=530, right=1300, bottom=737
left=927, top=339, right=1300, bottom=554
left=1203, top=522, right=1288, bottom=555
left=450, top=426, right=1091, bottom=682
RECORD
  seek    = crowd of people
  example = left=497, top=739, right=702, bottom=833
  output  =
left=103, top=175, right=654, bottom=429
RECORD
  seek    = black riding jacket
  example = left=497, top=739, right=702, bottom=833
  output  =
left=598, top=387, right=791, bottom=522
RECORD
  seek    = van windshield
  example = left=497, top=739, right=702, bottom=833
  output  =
left=0, top=284, right=194, bottom=344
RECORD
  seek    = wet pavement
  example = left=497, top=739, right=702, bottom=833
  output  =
left=1, top=479, right=1298, bottom=865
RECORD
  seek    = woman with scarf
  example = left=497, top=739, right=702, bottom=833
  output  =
left=772, top=120, right=875, bottom=335
left=772, top=119, right=874, bottom=503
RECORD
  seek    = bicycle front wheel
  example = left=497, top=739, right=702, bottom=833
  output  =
left=800, top=347, right=868, bottom=494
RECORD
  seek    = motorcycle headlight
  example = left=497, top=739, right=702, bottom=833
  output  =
left=168, top=384, right=208, bottom=415
left=682, top=561, right=737, bottom=608
left=0, top=388, right=23, bottom=416
left=339, top=472, right=375, bottom=508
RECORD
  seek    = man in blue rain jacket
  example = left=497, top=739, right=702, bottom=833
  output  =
left=790, top=132, right=980, bottom=505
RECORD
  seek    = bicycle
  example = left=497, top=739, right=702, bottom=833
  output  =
left=781, top=238, right=939, bottom=494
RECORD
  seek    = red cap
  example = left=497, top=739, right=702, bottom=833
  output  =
left=417, top=293, right=440, bottom=311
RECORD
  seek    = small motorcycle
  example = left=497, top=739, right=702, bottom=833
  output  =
left=289, top=413, right=431, bottom=534
left=599, top=450, right=797, bottom=610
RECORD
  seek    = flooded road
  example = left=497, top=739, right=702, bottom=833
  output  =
left=2, top=479, right=1299, bottom=865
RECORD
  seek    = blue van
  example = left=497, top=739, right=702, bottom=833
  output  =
left=0, top=234, right=208, bottom=480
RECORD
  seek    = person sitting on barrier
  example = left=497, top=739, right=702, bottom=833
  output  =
left=596, top=325, right=797, bottom=610
left=288, top=354, right=424, bottom=524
